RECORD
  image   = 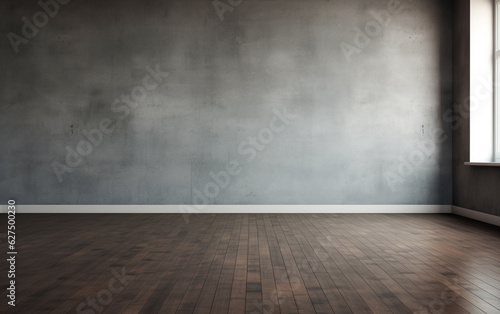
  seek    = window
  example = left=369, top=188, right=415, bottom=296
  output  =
left=469, top=0, right=495, bottom=163
left=496, top=0, right=500, bottom=160
left=466, top=0, right=500, bottom=165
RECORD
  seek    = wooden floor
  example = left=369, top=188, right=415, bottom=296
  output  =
left=1, top=214, right=500, bottom=313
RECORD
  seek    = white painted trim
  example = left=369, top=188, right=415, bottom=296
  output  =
left=0, top=204, right=451, bottom=214
left=452, top=205, right=500, bottom=227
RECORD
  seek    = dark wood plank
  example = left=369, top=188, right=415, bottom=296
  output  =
left=1, top=213, right=500, bottom=314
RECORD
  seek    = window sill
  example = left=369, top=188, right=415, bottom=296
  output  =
left=464, top=162, right=500, bottom=167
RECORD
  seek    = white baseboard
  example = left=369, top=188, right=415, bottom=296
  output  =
left=451, top=205, right=500, bottom=227
left=0, top=204, right=451, bottom=214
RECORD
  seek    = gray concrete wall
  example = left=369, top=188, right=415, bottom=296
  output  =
left=0, top=0, right=452, bottom=205
left=453, top=0, right=500, bottom=216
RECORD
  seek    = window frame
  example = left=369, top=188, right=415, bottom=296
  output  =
left=495, top=0, right=500, bottom=160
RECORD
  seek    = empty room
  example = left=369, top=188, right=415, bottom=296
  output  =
left=1, top=0, right=500, bottom=313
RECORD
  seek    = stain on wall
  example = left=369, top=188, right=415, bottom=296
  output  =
left=0, top=0, right=452, bottom=205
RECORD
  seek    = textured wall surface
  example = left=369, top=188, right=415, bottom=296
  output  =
left=0, top=0, right=452, bottom=205
left=453, top=0, right=500, bottom=216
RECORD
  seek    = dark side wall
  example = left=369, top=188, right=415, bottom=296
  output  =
left=453, top=0, right=500, bottom=216
left=0, top=0, right=453, bottom=205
